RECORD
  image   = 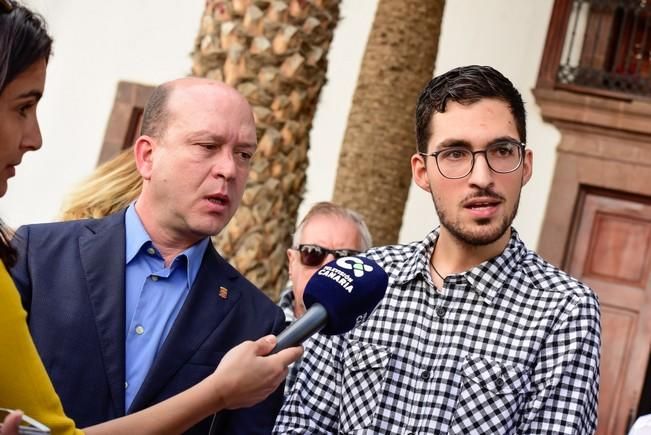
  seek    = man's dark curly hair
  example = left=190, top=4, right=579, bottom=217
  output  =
left=415, top=65, right=526, bottom=153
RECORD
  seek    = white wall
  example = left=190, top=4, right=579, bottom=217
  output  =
left=398, top=0, right=561, bottom=248
left=303, top=0, right=560, bottom=249
left=1, top=0, right=205, bottom=228
left=3, top=0, right=559, bottom=251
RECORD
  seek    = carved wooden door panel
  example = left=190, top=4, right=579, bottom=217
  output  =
left=566, top=189, right=651, bottom=435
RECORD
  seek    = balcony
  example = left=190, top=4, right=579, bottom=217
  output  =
left=540, top=0, right=651, bottom=101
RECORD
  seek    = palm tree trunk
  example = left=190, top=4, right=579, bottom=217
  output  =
left=192, top=0, right=341, bottom=299
left=332, top=0, right=445, bottom=246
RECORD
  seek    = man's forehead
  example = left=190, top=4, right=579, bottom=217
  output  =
left=433, top=98, right=513, bottom=117
left=429, top=100, right=517, bottom=129
left=302, top=214, right=361, bottom=241
left=168, top=83, right=246, bottom=108
left=166, top=85, right=255, bottom=130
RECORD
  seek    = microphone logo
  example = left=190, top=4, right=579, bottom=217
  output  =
left=336, top=257, right=374, bottom=278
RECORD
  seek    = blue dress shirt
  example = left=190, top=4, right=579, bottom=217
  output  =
left=123, top=204, right=209, bottom=410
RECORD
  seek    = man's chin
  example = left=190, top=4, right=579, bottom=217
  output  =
left=189, top=220, right=228, bottom=238
left=464, top=231, right=508, bottom=246
left=444, top=220, right=511, bottom=247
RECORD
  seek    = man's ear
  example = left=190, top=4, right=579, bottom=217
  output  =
left=411, top=152, right=431, bottom=192
left=287, top=248, right=297, bottom=281
left=521, top=148, right=533, bottom=187
left=133, top=135, right=155, bottom=180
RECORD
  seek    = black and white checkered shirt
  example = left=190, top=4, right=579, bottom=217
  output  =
left=274, top=228, right=600, bottom=434
left=277, top=286, right=301, bottom=395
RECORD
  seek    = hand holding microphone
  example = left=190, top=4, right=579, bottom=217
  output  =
left=272, top=255, right=388, bottom=353
left=209, top=335, right=302, bottom=410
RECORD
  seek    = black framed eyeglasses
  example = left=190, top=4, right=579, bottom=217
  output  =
left=419, top=140, right=526, bottom=179
left=0, top=0, right=14, bottom=14
left=295, top=244, right=361, bottom=267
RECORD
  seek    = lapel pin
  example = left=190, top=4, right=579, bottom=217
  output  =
left=218, top=286, right=228, bottom=299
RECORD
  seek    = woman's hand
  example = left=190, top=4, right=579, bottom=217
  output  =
left=0, top=410, right=22, bottom=435
left=209, top=335, right=303, bottom=409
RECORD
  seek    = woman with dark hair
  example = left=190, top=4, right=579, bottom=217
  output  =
left=0, top=2, right=301, bottom=434
left=0, top=0, right=52, bottom=269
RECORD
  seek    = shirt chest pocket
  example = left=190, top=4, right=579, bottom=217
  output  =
left=449, top=355, right=531, bottom=434
left=339, top=341, right=392, bottom=434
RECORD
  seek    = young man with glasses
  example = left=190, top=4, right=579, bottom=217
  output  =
left=274, top=65, right=601, bottom=434
left=278, top=201, right=372, bottom=393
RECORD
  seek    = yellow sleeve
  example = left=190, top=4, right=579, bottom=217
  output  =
left=0, top=262, right=83, bottom=435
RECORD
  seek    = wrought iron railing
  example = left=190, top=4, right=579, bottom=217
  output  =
left=556, top=0, right=651, bottom=98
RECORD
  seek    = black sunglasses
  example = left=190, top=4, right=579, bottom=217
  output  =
left=295, top=244, right=361, bottom=267
left=0, top=0, right=14, bottom=14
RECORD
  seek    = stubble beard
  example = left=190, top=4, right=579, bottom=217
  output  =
left=433, top=189, right=521, bottom=247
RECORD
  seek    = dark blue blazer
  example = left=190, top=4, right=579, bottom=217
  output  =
left=11, top=210, right=286, bottom=434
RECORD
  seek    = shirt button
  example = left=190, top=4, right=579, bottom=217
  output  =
left=125, top=381, right=129, bottom=389
left=151, top=275, right=159, bottom=282
left=146, top=247, right=156, bottom=255
left=496, top=377, right=505, bottom=387
left=421, top=370, right=430, bottom=380
left=436, top=306, right=446, bottom=318
left=135, top=325, right=145, bottom=335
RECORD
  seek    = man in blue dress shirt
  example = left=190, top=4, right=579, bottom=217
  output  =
left=11, top=78, right=289, bottom=434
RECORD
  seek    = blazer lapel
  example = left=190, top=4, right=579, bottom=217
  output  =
left=129, top=244, right=242, bottom=412
left=79, top=212, right=127, bottom=416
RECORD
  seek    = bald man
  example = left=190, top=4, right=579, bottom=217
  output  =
left=11, top=78, right=290, bottom=434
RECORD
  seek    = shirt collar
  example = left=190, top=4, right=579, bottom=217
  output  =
left=124, top=203, right=210, bottom=288
left=180, top=238, right=210, bottom=289
left=125, top=203, right=150, bottom=264
left=463, top=229, right=528, bottom=304
left=395, top=227, right=528, bottom=304
left=391, top=229, right=439, bottom=286
left=277, top=285, right=296, bottom=323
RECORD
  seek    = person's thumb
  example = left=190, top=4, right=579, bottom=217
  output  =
left=1, top=410, right=23, bottom=434
left=255, top=335, right=277, bottom=356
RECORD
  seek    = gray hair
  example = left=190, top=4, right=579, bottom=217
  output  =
left=293, top=201, right=372, bottom=251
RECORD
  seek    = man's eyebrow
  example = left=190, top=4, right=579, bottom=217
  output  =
left=187, top=132, right=256, bottom=148
left=436, top=139, right=472, bottom=149
left=489, top=135, right=521, bottom=144
left=435, top=136, right=521, bottom=150
left=237, top=141, right=257, bottom=149
left=187, top=131, right=225, bottom=142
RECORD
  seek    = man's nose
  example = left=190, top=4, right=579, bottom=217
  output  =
left=467, top=152, right=494, bottom=187
left=211, top=149, right=237, bottom=179
left=323, top=252, right=336, bottom=265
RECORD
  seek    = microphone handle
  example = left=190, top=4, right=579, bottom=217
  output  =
left=271, top=303, right=327, bottom=354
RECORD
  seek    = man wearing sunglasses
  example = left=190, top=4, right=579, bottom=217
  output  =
left=275, top=66, right=600, bottom=434
left=278, top=201, right=372, bottom=394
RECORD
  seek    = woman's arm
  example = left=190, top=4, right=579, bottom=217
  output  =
left=0, top=336, right=301, bottom=435
left=84, top=336, right=302, bottom=435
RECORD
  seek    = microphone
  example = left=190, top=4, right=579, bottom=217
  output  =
left=271, top=255, right=388, bottom=353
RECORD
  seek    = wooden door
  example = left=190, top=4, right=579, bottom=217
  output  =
left=98, top=81, right=154, bottom=165
left=566, top=188, right=651, bottom=434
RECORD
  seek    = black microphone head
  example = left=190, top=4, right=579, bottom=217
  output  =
left=302, top=255, right=388, bottom=335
